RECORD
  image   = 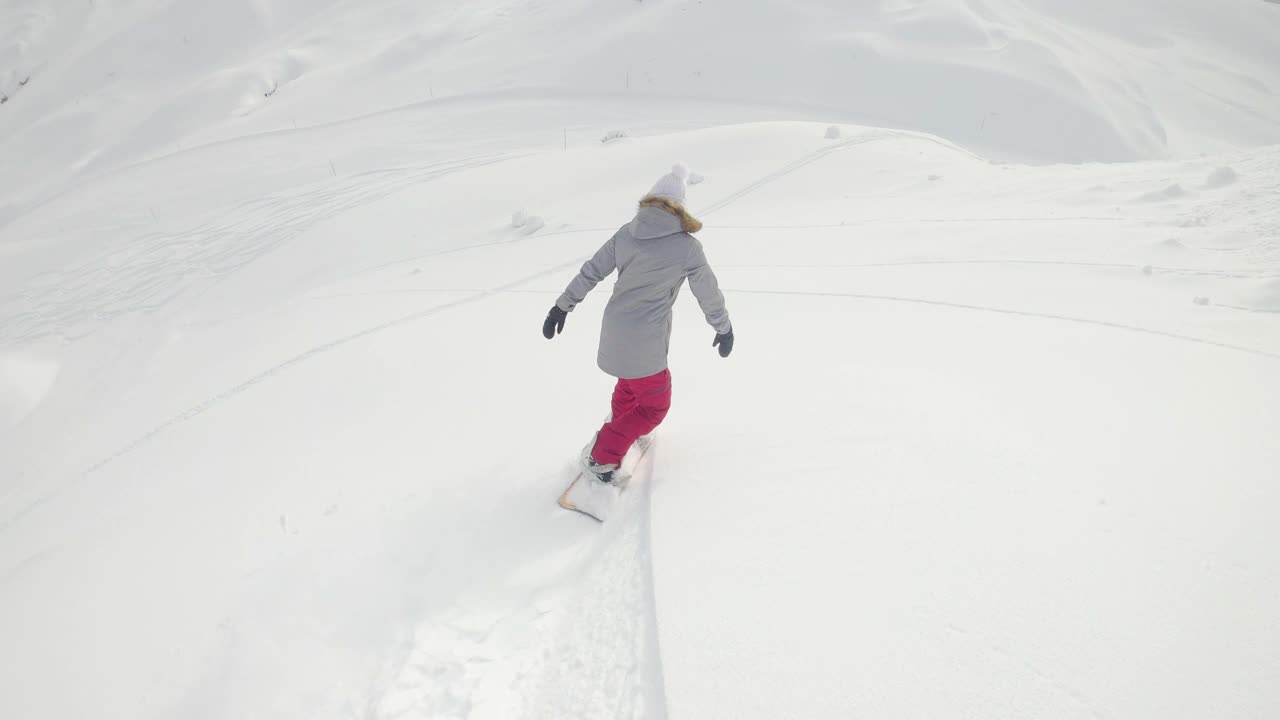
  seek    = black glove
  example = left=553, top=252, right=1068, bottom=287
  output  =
left=543, top=305, right=567, bottom=339
left=713, top=328, right=734, bottom=358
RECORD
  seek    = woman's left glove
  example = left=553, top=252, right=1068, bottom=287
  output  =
left=713, top=328, right=734, bottom=358
left=543, top=306, right=568, bottom=339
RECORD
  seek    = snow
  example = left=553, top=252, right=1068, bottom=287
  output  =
left=0, top=348, right=59, bottom=430
left=1205, top=165, right=1240, bottom=189
left=2, top=1, right=1280, bottom=719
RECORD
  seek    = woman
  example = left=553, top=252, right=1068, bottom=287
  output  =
left=542, top=164, right=734, bottom=483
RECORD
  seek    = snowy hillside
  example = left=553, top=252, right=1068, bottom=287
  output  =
left=2, top=2, right=1279, bottom=719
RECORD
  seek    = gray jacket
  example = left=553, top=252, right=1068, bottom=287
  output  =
left=556, top=204, right=732, bottom=379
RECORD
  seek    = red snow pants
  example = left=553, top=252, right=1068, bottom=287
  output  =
left=591, top=369, right=672, bottom=466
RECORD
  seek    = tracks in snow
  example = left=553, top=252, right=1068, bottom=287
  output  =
left=719, top=258, right=1280, bottom=280
left=699, top=130, right=893, bottom=217
left=727, top=287, right=1280, bottom=361
left=0, top=255, right=586, bottom=535
left=367, top=452, right=668, bottom=720
left=0, top=153, right=522, bottom=346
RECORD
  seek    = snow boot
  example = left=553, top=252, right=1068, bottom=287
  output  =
left=584, top=456, right=619, bottom=484
left=580, top=432, right=620, bottom=484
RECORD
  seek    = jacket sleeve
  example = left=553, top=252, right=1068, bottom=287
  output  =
left=555, top=230, right=619, bottom=312
left=684, top=237, right=732, bottom=334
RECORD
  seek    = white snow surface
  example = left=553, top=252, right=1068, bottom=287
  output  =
left=2, top=2, right=1280, bottom=719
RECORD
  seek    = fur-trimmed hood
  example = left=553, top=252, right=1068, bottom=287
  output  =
left=636, top=195, right=703, bottom=235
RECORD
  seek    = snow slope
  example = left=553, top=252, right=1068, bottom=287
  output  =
left=4, top=0, right=1280, bottom=218
left=2, top=2, right=1279, bottom=719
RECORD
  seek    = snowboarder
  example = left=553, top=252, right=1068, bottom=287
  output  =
left=542, top=164, right=733, bottom=484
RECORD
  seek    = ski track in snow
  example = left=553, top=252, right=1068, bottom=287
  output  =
left=0, top=153, right=521, bottom=345
left=336, top=227, right=615, bottom=286
left=313, top=128, right=916, bottom=294
left=706, top=218, right=1139, bottom=228
left=727, top=288, right=1280, bottom=361
left=939, top=620, right=1109, bottom=720
left=1214, top=302, right=1280, bottom=315
left=698, top=130, right=896, bottom=217
left=365, top=450, right=668, bottom=720
left=719, top=258, right=1280, bottom=280
left=0, top=255, right=586, bottom=535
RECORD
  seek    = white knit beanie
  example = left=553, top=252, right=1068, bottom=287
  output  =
left=648, top=163, right=690, bottom=203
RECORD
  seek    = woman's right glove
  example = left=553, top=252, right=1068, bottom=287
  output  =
left=543, top=305, right=567, bottom=339
left=713, top=328, right=734, bottom=358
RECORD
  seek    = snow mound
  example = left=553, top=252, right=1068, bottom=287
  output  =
left=235, top=49, right=314, bottom=116
left=511, top=207, right=545, bottom=233
left=1138, top=183, right=1188, bottom=202
left=522, top=215, right=546, bottom=234
left=1204, top=166, right=1239, bottom=189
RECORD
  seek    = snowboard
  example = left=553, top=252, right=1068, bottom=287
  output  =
left=558, top=435, right=655, bottom=522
